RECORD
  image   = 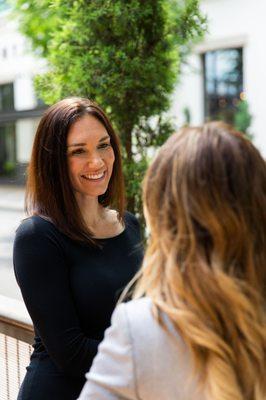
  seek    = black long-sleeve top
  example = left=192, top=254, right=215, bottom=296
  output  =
left=13, top=212, right=143, bottom=400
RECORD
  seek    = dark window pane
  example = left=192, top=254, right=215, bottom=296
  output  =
left=0, top=83, right=14, bottom=111
left=203, top=48, right=243, bottom=123
left=0, top=123, right=16, bottom=175
left=37, top=96, right=46, bottom=107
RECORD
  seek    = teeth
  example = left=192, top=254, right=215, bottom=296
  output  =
left=82, top=172, right=105, bottom=180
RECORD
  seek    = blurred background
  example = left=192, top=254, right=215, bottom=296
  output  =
left=0, top=0, right=265, bottom=301
left=0, top=1, right=265, bottom=398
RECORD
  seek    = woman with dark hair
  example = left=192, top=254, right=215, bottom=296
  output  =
left=13, top=97, right=143, bottom=400
left=79, top=122, right=266, bottom=400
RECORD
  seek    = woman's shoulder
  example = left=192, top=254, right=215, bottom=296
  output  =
left=121, top=297, right=152, bottom=315
left=117, top=298, right=182, bottom=345
left=15, top=215, right=58, bottom=240
left=14, top=215, right=68, bottom=261
left=124, top=211, right=142, bottom=235
left=115, top=298, right=155, bottom=333
left=124, top=211, right=140, bottom=226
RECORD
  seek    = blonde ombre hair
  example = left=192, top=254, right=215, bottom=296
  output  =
left=134, top=122, right=266, bottom=400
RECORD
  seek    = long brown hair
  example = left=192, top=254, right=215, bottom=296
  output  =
left=134, top=122, right=266, bottom=399
left=26, top=97, right=125, bottom=245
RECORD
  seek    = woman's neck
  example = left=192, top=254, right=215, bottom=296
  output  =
left=75, top=193, right=105, bottom=229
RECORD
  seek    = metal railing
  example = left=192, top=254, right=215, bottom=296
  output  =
left=0, top=295, right=34, bottom=400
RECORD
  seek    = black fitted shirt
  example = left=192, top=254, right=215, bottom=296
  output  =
left=13, top=212, right=143, bottom=400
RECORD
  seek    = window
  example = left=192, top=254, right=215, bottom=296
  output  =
left=0, top=83, right=14, bottom=111
left=0, top=123, right=16, bottom=175
left=203, top=48, right=243, bottom=123
left=37, top=96, right=46, bottom=107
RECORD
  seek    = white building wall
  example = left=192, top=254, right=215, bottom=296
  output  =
left=0, top=10, right=46, bottom=85
left=16, top=119, right=39, bottom=163
left=172, top=0, right=266, bottom=157
left=171, top=54, right=203, bottom=126
left=14, top=75, right=37, bottom=111
left=0, top=9, right=46, bottom=166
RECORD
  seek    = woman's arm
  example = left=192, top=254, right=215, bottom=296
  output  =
left=78, top=303, right=138, bottom=400
left=13, top=217, right=99, bottom=378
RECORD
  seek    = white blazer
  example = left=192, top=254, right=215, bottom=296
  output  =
left=78, top=297, right=205, bottom=400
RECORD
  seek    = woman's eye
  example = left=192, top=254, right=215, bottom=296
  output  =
left=98, top=143, right=111, bottom=150
left=71, top=148, right=85, bottom=155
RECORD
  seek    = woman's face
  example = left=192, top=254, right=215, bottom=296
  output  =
left=67, top=114, right=115, bottom=199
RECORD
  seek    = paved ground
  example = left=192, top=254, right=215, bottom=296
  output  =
left=0, top=185, right=25, bottom=300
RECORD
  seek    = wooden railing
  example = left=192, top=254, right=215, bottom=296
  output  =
left=0, top=295, right=34, bottom=400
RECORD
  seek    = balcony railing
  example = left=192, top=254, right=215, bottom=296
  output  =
left=0, top=294, right=33, bottom=400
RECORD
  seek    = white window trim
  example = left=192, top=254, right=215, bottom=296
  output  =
left=195, top=35, right=248, bottom=54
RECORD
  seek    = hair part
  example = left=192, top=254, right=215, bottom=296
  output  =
left=134, top=121, right=266, bottom=400
left=26, top=97, right=125, bottom=245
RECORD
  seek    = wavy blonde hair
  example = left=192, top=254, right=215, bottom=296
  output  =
left=133, top=122, right=266, bottom=400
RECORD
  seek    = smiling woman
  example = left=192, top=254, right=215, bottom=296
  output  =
left=13, top=97, right=143, bottom=400
left=67, top=115, right=115, bottom=201
left=24, top=97, right=125, bottom=244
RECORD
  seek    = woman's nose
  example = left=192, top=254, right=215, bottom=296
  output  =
left=86, top=154, right=104, bottom=168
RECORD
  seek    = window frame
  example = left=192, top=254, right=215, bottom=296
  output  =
left=202, top=47, right=243, bottom=123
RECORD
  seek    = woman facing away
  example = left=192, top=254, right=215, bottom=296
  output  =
left=13, top=97, right=143, bottom=400
left=79, top=121, right=266, bottom=400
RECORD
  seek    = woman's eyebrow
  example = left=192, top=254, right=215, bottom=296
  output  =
left=67, top=142, right=86, bottom=148
left=99, top=135, right=110, bottom=143
left=67, top=135, right=110, bottom=147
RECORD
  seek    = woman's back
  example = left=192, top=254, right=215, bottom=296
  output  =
left=79, top=297, right=206, bottom=400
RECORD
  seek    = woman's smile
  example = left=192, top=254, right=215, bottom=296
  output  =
left=81, top=170, right=106, bottom=181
